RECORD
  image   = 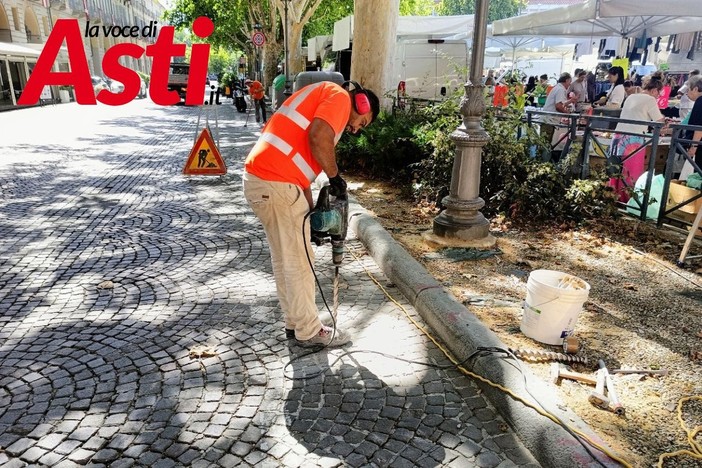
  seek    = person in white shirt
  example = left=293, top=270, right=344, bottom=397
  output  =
left=567, top=69, right=589, bottom=111
left=596, top=66, right=626, bottom=108
left=608, top=75, right=665, bottom=201
left=541, top=72, right=578, bottom=161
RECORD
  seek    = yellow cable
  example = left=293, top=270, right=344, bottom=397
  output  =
left=347, top=246, right=632, bottom=468
left=657, top=395, right=702, bottom=467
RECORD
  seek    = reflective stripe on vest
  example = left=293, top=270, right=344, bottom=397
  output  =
left=259, top=134, right=316, bottom=183
left=263, top=81, right=327, bottom=183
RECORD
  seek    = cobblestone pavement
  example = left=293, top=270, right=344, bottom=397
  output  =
left=0, top=100, right=540, bottom=467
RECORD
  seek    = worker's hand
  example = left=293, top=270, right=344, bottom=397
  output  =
left=688, top=146, right=698, bottom=157
left=329, top=174, right=347, bottom=198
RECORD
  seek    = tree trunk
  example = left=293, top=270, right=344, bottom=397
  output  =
left=351, top=0, right=400, bottom=110
left=262, top=42, right=284, bottom=91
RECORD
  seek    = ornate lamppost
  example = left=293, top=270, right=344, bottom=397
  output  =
left=425, top=0, right=495, bottom=248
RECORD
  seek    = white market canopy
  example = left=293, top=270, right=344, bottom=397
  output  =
left=396, top=15, right=474, bottom=39
left=492, top=0, right=702, bottom=38
left=330, top=14, right=475, bottom=51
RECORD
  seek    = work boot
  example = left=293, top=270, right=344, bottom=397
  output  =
left=296, top=326, right=350, bottom=348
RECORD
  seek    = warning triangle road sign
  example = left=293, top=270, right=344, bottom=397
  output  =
left=183, top=127, right=227, bottom=175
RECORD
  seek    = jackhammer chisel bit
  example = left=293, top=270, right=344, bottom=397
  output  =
left=588, top=368, right=610, bottom=409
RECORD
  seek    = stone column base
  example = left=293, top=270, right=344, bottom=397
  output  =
left=423, top=230, right=496, bottom=249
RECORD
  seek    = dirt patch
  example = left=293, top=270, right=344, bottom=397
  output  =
left=347, top=176, right=702, bottom=468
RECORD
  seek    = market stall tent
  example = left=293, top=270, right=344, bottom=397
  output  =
left=492, top=0, right=702, bottom=38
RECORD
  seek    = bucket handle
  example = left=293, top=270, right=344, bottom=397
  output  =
left=523, top=297, right=559, bottom=314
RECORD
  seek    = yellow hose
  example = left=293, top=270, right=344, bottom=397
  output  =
left=657, top=395, right=702, bottom=467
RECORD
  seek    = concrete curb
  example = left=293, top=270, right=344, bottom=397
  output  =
left=348, top=199, right=621, bottom=468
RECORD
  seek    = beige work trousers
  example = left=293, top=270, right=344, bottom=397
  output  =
left=243, top=172, right=321, bottom=340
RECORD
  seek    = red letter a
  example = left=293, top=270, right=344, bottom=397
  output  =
left=18, top=19, right=94, bottom=105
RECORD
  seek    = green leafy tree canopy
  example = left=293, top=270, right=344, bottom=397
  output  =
left=439, top=0, right=526, bottom=22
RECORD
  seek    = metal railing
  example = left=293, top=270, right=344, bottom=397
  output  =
left=522, top=110, right=702, bottom=228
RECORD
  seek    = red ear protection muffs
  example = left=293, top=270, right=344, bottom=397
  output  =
left=343, top=81, right=371, bottom=115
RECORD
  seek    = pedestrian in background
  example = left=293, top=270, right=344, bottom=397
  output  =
left=608, top=75, right=665, bottom=201
left=586, top=71, right=596, bottom=103
left=682, top=75, right=702, bottom=180
left=567, top=69, right=589, bottom=111
left=595, top=66, right=625, bottom=108
left=541, top=72, right=578, bottom=162
left=243, top=81, right=380, bottom=347
left=245, top=79, right=267, bottom=124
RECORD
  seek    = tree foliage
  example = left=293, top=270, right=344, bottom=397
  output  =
left=302, top=0, right=353, bottom=42
left=439, top=0, right=526, bottom=22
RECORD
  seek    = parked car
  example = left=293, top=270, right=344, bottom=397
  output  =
left=138, top=77, right=147, bottom=99
left=207, top=74, right=219, bottom=91
left=106, top=78, right=124, bottom=94
left=91, top=76, right=109, bottom=95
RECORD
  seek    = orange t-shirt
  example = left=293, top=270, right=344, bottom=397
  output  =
left=247, top=80, right=265, bottom=100
left=245, top=81, right=351, bottom=189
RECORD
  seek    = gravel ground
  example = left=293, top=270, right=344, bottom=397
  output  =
left=348, top=177, right=702, bottom=468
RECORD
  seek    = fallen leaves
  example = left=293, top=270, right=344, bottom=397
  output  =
left=189, top=345, right=217, bottom=359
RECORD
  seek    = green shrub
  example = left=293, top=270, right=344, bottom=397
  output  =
left=337, top=93, right=618, bottom=224
left=336, top=109, right=427, bottom=181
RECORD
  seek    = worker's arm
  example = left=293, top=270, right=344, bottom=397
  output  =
left=308, top=118, right=339, bottom=178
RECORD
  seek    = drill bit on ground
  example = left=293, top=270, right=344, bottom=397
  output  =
left=509, top=348, right=589, bottom=365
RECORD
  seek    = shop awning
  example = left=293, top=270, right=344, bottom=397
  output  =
left=0, top=42, right=42, bottom=60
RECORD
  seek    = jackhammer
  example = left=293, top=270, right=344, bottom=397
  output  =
left=309, top=185, right=348, bottom=319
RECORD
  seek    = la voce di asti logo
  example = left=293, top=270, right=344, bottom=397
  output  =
left=18, top=16, right=214, bottom=106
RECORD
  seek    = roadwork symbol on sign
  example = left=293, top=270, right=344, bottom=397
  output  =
left=183, top=127, right=227, bottom=175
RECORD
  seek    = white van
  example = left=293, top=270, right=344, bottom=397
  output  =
left=392, top=39, right=469, bottom=102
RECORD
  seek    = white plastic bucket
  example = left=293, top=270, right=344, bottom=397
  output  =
left=520, top=270, right=590, bottom=345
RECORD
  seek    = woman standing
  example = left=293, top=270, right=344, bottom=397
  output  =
left=608, top=75, right=665, bottom=201
left=596, top=66, right=626, bottom=108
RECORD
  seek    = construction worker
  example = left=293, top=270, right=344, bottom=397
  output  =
left=243, top=81, right=379, bottom=347
left=245, top=78, right=267, bottom=123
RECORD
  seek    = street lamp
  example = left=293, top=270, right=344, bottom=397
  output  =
left=426, top=0, right=495, bottom=247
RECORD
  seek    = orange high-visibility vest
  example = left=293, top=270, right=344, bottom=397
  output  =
left=247, top=80, right=265, bottom=100
left=245, top=82, right=351, bottom=189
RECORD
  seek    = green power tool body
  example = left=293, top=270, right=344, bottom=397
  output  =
left=309, top=185, right=348, bottom=266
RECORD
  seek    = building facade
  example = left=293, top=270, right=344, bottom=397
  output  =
left=0, top=0, right=166, bottom=107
